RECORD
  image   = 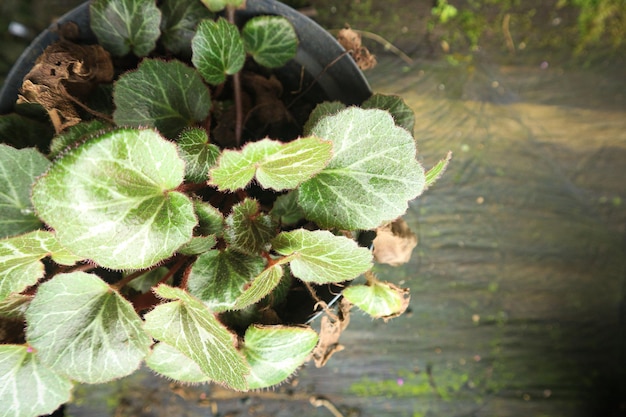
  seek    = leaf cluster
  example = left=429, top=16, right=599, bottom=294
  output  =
left=0, top=0, right=449, bottom=414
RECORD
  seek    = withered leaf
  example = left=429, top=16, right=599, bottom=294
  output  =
left=312, top=298, right=352, bottom=368
left=373, top=218, right=418, bottom=266
left=337, top=27, right=377, bottom=70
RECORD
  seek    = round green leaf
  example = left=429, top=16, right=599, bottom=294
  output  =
left=90, top=0, right=162, bottom=57
left=187, top=249, right=265, bottom=312
left=298, top=108, right=426, bottom=230
left=0, top=145, right=50, bottom=238
left=144, top=285, right=250, bottom=390
left=25, top=272, right=152, bottom=384
left=31, top=128, right=196, bottom=270
left=242, top=325, right=318, bottom=389
left=192, top=18, right=245, bottom=85
left=242, top=16, right=298, bottom=68
left=113, top=59, right=212, bottom=138
left=271, top=229, right=372, bottom=284
left=0, top=345, right=73, bottom=417
left=160, top=0, right=213, bottom=57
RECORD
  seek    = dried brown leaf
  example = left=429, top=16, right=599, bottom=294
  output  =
left=373, top=218, right=417, bottom=266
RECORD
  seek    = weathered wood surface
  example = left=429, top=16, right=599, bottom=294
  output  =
left=66, top=58, right=626, bottom=417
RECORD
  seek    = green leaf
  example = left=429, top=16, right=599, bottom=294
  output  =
left=270, top=191, right=305, bottom=226
left=232, top=259, right=292, bottom=310
left=187, top=249, right=265, bottom=312
left=342, top=280, right=410, bottom=319
left=0, top=345, right=73, bottom=417
left=113, top=59, right=212, bottom=138
left=0, top=113, right=54, bottom=153
left=225, top=198, right=276, bottom=254
left=192, top=18, right=245, bottom=85
left=271, top=229, right=372, bottom=284
left=31, top=128, right=196, bottom=270
left=242, top=325, right=318, bottom=389
left=146, top=342, right=211, bottom=383
left=298, top=108, right=426, bottom=230
left=242, top=16, right=298, bottom=68
left=199, top=0, right=244, bottom=13
left=303, top=101, right=346, bottom=136
left=90, top=0, right=162, bottom=57
left=177, top=128, right=220, bottom=182
left=0, top=145, right=50, bottom=238
left=178, top=235, right=217, bottom=255
left=25, top=272, right=151, bottom=383
left=194, top=199, right=224, bottom=236
left=144, top=285, right=249, bottom=390
left=362, top=93, right=416, bottom=133
left=0, top=230, right=80, bottom=301
left=48, top=120, right=109, bottom=159
left=126, top=267, right=170, bottom=293
left=0, top=294, right=31, bottom=319
left=425, top=151, right=452, bottom=189
left=160, top=0, right=213, bottom=57
left=209, top=137, right=332, bottom=191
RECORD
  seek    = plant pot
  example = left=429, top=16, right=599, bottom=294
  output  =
left=0, top=0, right=372, bottom=116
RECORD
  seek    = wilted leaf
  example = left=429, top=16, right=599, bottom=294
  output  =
left=242, top=16, right=298, bottom=68
left=271, top=229, right=372, bottom=284
left=242, top=324, right=318, bottom=389
left=0, top=345, right=73, bottom=417
left=144, top=285, right=249, bottom=390
left=0, top=145, right=50, bottom=238
left=113, top=59, right=212, bottom=138
left=90, top=0, right=162, bottom=57
left=25, top=272, right=152, bottom=383
left=31, top=128, right=196, bottom=269
left=372, top=218, right=417, bottom=266
left=298, top=108, right=426, bottom=230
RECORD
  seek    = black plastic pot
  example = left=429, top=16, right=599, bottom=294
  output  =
left=0, top=0, right=371, bottom=115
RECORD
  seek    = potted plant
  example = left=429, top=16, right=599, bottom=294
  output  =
left=0, top=0, right=449, bottom=415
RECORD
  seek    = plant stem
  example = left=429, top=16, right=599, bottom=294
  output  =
left=227, top=5, right=243, bottom=146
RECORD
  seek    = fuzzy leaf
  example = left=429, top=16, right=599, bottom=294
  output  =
left=160, top=0, right=213, bottom=57
left=225, top=198, right=276, bottom=254
left=242, top=325, right=318, bottom=389
left=0, top=113, right=54, bottom=151
left=177, top=128, right=220, bottom=182
left=209, top=137, right=332, bottom=191
left=0, top=345, right=73, bottom=417
left=192, top=18, right=245, bottom=85
left=342, top=280, right=410, bottom=319
left=242, top=16, right=298, bottom=68
left=146, top=342, right=211, bottom=383
left=362, top=93, right=416, bottom=133
left=270, top=191, right=305, bottom=226
left=126, top=267, right=170, bottom=293
left=199, top=0, right=244, bottom=12
left=232, top=259, right=292, bottom=310
left=298, top=108, right=426, bottom=230
left=178, top=235, right=217, bottom=255
left=90, top=0, right=162, bottom=57
left=48, top=120, right=110, bottom=158
left=187, top=249, right=265, bottom=312
left=0, top=231, right=80, bottom=301
left=303, top=101, right=346, bottom=136
left=113, top=59, right=212, bottom=138
left=0, top=145, right=50, bottom=238
left=25, top=272, right=151, bottom=383
left=31, top=128, right=196, bottom=270
left=144, top=285, right=249, bottom=390
left=271, top=229, right=372, bottom=284
left=194, top=200, right=224, bottom=236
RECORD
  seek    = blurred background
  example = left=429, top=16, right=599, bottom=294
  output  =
left=1, top=1, right=625, bottom=416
